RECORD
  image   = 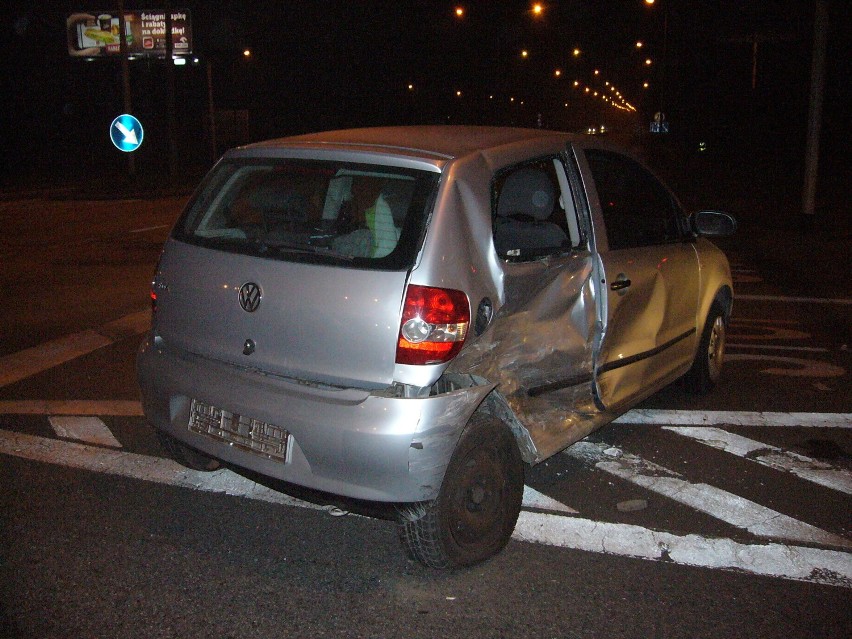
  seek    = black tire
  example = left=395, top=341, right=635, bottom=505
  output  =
left=397, top=413, right=524, bottom=568
left=156, top=430, right=221, bottom=472
left=685, top=301, right=727, bottom=394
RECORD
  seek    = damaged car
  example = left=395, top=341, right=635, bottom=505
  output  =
left=137, top=126, right=736, bottom=568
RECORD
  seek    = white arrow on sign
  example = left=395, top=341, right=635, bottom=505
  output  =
left=114, top=120, right=138, bottom=145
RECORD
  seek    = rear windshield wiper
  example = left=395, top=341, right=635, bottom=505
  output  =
left=255, top=240, right=355, bottom=261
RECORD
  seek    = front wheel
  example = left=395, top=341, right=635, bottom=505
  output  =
left=685, top=301, right=727, bottom=394
left=397, top=413, right=524, bottom=568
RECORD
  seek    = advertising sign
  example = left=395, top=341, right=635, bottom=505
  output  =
left=67, top=10, right=192, bottom=57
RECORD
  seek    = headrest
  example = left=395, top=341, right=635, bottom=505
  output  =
left=497, top=168, right=556, bottom=221
left=247, top=181, right=310, bottom=219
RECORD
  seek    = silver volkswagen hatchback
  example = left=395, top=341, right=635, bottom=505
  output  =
left=137, top=126, right=735, bottom=568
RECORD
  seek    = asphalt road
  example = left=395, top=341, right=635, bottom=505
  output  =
left=0, top=195, right=850, bottom=639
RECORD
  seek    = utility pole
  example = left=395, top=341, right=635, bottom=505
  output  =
left=802, top=0, right=829, bottom=226
left=164, top=2, right=177, bottom=176
left=117, top=0, right=135, bottom=176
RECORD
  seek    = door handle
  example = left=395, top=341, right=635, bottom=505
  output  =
left=610, top=277, right=631, bottom=291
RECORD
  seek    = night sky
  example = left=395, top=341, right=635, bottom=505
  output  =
left=0, top=1, right=847, bottom=181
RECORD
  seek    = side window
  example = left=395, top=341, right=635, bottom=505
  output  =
left=492, top=158, right=578, bottom=260
left=584, top=149, right=682, bottom=250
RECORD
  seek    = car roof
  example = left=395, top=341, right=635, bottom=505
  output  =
left=239, top=125, right=584, bottom=164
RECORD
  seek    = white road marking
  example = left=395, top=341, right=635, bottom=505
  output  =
left=663, top=426, right=852, bottom=496
left=0, top=400, right=144, bottom=416
left=0, top=429, right=321, bottom=511
left=0, top=331, right=112, bottom=387
left=49, top=416, right=123, bottom=448
left=1, top=429, right=850, bottom=588
left=522, top=486, right=578, bottom=513
left=727, top=344, right=830, bottom=353
left=567, top=441, right=852, bottom=550
left=129, top=224, right=169, bottom=233
left=737, top=294, right=852, bottom=306
left=0, top=310, right=149, bottom=388
left=513, top=513, right=852, bottom=588
left=726, top=354, right=846, bottom=377
left=614, top=410, right=852, bottom=428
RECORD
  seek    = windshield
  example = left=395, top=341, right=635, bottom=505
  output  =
left=174, top=158, right=440, bottom=269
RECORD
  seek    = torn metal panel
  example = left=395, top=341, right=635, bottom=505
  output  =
left=408, top=378, right=496, bottom=495
left=448, top=251, right=612, bottom=463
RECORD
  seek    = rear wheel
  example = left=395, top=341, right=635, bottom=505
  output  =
left=397, top=413, right=524, bottom=568
left=685, top=301, right=726, bottom=394
left=156, top=430, right=221, bottom=472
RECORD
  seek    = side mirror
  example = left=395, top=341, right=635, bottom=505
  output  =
left=691, top=210, right=737, bottom=237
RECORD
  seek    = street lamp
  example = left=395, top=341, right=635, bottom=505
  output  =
left=644, top=0, right=668, bottom=121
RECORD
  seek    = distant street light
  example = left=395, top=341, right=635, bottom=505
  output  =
left=455, top=6, right=464, bottom=18
left=531, top=3, right=544, bottom=17
left=243, top=49, right=251, bottom=58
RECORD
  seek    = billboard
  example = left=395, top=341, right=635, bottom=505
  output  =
left=67, top=10, right=192, bottom=57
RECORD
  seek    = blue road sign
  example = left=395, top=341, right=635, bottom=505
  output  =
left=110, top=114, right=144, bottom=152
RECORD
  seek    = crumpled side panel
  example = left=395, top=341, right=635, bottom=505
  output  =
left=448, top=253, right=611, bottom=463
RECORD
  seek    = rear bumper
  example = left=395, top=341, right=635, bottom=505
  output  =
left=136, top=336, right=492, bottom=502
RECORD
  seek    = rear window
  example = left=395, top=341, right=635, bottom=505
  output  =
left=174, top=158, right=439, bottom=270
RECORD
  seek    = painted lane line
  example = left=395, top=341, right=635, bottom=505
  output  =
left=522, top=486, right=579, bottom=514
left=0, top=400, right=144, bottom=416
left=0, top=429, right=322, bottom=511
left=0, top=310, right=149, bottom=388
left=129, top=224, right=169, bottom=234
left=49, top=416, right=123, bottom=449
left=737, top=294, right=852, bottom=306
left=513, top=512, right=852, bottom=588
left=2, top=429, right=849, bottom=589
left=98, top=310, right=150, bottom=340
left=727, top=344, right=831, bottom=353
left=614, top=410, right=852, bottom=428
left=663, top=426, right=852, bottom=496
left=0, top=331, right=112, bottom=387
left=726, top=354, right=846, bottom=378
left=566, top=441, right=852, bottom=550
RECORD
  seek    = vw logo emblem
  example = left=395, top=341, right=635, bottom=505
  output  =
left=238, top=282, right=262, bottom=312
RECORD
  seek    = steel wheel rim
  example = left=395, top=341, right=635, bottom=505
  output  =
left=448, top=449, right=505, bottom=547
left=707, top=315, right=725, bottom=382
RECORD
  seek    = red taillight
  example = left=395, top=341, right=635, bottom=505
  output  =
left=150, top=289, right=158, bottom=314
left=396, top=285, right=470, bottom=365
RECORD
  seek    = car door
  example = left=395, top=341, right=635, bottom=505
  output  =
left=578, top=147, right=701, bottom=411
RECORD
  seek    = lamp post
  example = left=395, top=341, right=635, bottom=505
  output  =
left=802, top=0, right=829, bottom=225
left=643, top=0, right=668, bottom=128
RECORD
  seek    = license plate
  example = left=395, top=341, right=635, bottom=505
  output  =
left=188, top=399, right=290, bottom=462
